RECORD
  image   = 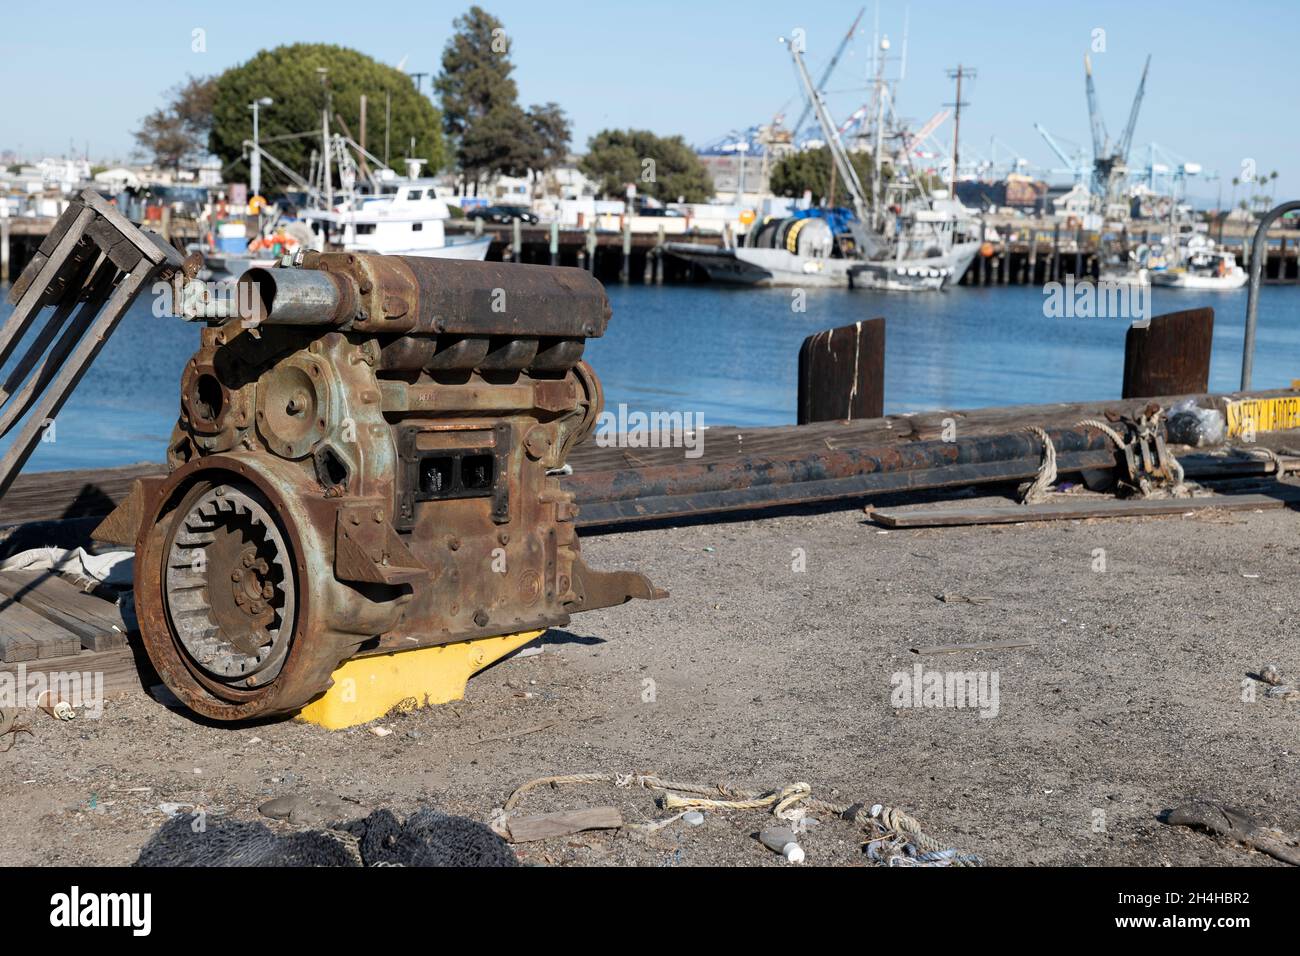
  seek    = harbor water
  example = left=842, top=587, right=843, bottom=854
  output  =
left=1, top=281, right=1298, bottom=472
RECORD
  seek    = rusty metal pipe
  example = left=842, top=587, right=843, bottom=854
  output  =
left=238, top=267, right=354, bottom=326
left=566, top=426, right=1116, bottom=504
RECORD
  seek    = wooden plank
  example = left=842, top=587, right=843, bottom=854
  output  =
left=0, top=570, right=128, bottom=651
left=0, top=462, right=156, bottom=527
left=0, top=598, right=80, bottom=661
left=870, top=490, right=1300, bottom=529
left=0, top=645, right=149, bottom=699
left=506, top=806, right=624, bottom=843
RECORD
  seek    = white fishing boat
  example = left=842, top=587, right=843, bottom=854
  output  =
left=667, top=33, right=979, bottom=291
left=301, top=182, right=491, bottom=260
left=1148, top=233, right=1246, bottom=290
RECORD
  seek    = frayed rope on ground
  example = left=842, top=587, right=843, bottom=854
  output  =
left=492, top=771, right=983, bottom=866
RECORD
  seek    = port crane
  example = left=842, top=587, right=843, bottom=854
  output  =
left=1084, top=53, right=1151, bottom=217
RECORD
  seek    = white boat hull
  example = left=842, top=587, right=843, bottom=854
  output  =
left=664, top=239, right=980, bottom=291
left=1149, top=269, right=1248, bottom=290
left=366, top=235, right=493, bottom=260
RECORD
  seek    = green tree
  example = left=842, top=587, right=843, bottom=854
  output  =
left=435, top=9, right=572, bottom=191
left=208, top=44, right=445, bottom=186
left=769, top=146, right=875, bottom=204
left=580, top=129, right=713, bottom=203
left=436, top=6, right=518, bottom=141
left=525, top=102, right=571, bottom=174
left=133, top=75, right=216, bottom=171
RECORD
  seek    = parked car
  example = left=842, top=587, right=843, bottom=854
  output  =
left=465, top=204, right=539, bottom=224
left=636, top=205, right=684, bottom=217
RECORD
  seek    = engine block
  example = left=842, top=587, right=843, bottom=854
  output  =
left=98, top=251, right=662, bottom=721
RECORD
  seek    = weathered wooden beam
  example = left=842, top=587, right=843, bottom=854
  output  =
left=869, top=487, right=1300, bottom=528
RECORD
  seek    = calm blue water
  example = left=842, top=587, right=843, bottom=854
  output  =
left=1, top=280, right=1298, bottom=471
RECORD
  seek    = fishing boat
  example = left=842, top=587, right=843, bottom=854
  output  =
left=667, top=34, right=979, bottom=290
left=300, top=182, right=491, bottom=260
left=1148, top=232, right=1247, bottom=290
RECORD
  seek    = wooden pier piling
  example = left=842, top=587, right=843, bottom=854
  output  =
left=1122, top=307, right=1215, bottom=399
left=797, top=318, right=885, bottom=424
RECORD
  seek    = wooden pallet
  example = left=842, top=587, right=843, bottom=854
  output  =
left=0, top=568, right=129, bottom=663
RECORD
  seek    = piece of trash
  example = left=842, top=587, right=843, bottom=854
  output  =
left=1241, top=572, right=1260, bottom=579
left=1260, top=664, right=1283, bottom=686
left=1265, top=685, right=1299, bottom=701
left=683, top=810, right=705, bottom=827
left=758, top=824, right=805, bottom=863
left=37, top=692, right=75, bottom=721
left=1165, top=400, right=1226, bottom=448
left=936, top=593, right=993, bottom=605
left=370, top=726, right=393, bottom=737
left=512, top=646, right=543, bottom=659
left=157, top=802, right=192, bottom=817
left=702, top=546, right=715, bottom=553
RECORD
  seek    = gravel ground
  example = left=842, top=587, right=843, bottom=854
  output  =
left=2, top=494, right=1298, bottom=867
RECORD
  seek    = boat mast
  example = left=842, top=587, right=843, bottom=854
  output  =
left=786, top=38, right=871, bottom=226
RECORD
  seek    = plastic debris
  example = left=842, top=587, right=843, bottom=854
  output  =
left=1165, top=399, right=1225, bottom=448
left=683, top=810, right=705, bottom=827
left=759, top=824, right=805, bottom=863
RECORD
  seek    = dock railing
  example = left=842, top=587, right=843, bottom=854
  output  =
left=1241, top=200, right=1300, bottom=390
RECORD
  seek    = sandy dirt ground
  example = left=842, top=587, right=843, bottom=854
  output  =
left=2, top=495, right=1298, bottom=866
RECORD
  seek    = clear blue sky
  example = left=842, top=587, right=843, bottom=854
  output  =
left=1, top=0, right=1295, bottom=201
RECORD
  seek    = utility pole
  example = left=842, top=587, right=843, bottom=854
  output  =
left=945, top=65, right=975, bottom=199
left=248, top=97, right=273, bottom=200
left=409, top=71, right=428, bottom=94
left=318, top=68, right=333, bottom=211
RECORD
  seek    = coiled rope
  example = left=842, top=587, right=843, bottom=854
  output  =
left=496, top=771, right=980, bottom=865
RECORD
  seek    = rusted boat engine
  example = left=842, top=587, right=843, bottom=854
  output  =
left=99, top=252, right=662, bottom=721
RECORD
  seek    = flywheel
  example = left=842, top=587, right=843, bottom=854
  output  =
left=163, top=483, right=297, bottom=689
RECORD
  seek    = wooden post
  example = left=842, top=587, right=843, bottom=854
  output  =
left=0, top=217, right=9, bottom=284
left=620, top=219, right=631, bottom=283
left=1122, top=307, right=1215, bottom=399
left=1027, top=230, right=1039, bottom=286
left=999, top=244, right=1009, bottom=284
left=1051, top=223, right=1060, bottom=281
left=549, top=221, right=559, bottom=267
left=586, top=223, right=597, bottom=274
left=511, top=216, right=522, bottom=263
left=797, top=318, right=886, bottom=424
left=1073, top=227, right=1083, bottom=278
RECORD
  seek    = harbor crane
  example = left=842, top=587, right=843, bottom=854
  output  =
left=791, top=7, right=866, bottom=142
left=1084, top=53, right=1151, bottom=216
